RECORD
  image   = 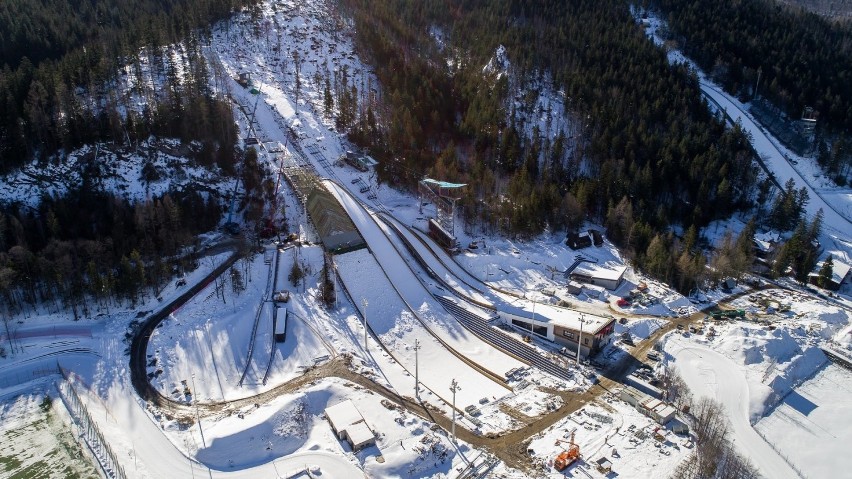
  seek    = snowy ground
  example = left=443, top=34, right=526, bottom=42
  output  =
left=662, top=287, right=852, bottom=479
left=0, top=391, right=99, bottom=479
left=526, top=397, right=691, bottom=478
left=755, top=364, right=852, bottom=479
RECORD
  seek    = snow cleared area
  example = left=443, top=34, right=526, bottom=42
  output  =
left=0, top=391, right=100, bottom=478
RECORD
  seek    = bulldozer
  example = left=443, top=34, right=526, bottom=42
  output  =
left=553, top=431, right=580, bottom=471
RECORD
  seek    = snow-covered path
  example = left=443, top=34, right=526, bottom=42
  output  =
left=667, top=338, right=799, bottom=479
left=699, top=81, right=852, bottom=239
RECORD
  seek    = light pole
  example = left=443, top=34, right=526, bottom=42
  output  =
left=576, top=313, right=586, bottom=365
left=449, top=379, right=461, bottom=443
left=529, top=293, right=536, bottom=324
left=362, top=298, right=369, bottom=353
left=191, top=373, right=206, bottom=448
left=414, top=339, right=421, bottom=398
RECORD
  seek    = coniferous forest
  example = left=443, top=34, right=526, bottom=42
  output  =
left=0, top=0, right=843, bottom=314
left=0, top=0, right=259, bottom=316
left=340, top=0, right=757, bottom=288
left=654, top=0, right=852, bottom=132
left=0, top=0, right=254, bottom=172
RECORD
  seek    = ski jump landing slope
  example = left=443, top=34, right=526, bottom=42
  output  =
left=668, top=338, right=799, bottom=479
left=325, top=181, right=519, bottom=409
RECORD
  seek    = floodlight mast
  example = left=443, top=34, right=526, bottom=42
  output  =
left=449, top=379, right=461, bottom=443
left=362, top=298, right=368, bottom=353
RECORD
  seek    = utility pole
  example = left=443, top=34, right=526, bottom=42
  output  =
left=530, top=294, right=536, bottom=324
left=414, top=339, right=421, bottom=398
left=191, top=374, right=206, bottom=448
left=576, top=313, right=586, bottom=365
left=362, top=298, right=368, bottom=353
left=449, top=379, right=461, bottom=444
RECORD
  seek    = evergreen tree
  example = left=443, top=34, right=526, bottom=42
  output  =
left=818, top=255, right=834, bottom=289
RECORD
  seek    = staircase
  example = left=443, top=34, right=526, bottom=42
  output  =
left=435, top=296, right=575, bottom=382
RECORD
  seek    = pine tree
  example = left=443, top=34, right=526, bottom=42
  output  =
left=818, top=255, right=834, bottom=289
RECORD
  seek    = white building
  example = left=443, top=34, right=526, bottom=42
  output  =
left=325, top=400, right=375, bottom=451
left=501, top=300, right=615, bottom=359
left=570, top=262, right=627, bottom=290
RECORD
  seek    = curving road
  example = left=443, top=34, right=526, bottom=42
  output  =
left=700, top=81, right=852, bottom=239
left=667, top=338, right=799, bottom=479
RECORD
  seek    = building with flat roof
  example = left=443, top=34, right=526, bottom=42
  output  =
left=325, top=400, right=375, bottom=451
left=501, top=299, right=615, bottom=359
left=570, top=262, right=627, bottom=290
left=619, top=386, right=675, bottom=425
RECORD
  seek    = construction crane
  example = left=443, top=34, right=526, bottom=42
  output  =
left=554, top=430, right=580, bottom=471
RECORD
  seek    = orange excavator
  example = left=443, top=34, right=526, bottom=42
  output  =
left=554, top=430, right=580, bottom=471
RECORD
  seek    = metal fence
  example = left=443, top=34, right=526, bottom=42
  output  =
left=57, top=366, right=128, bottom=479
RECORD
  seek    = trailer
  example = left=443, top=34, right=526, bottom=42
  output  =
left=275, top=307, right=287, bottom=342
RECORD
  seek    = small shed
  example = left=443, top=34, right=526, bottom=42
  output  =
left=670, top=416, right=690, bottom=435
left=595, top=457, right=613, bottom=473
left=565, top=280, right=583, bottom=295
left=325, top=400, right=375, bottom=451
left=640, top=398, right=677, bottom=425
left=721, top=278, right=737, bottom=292
left=808, top=260, right=852, bottom=291
left=345, top=421, right=375, bottom=451
left=571, top=263, right=627, bottom=291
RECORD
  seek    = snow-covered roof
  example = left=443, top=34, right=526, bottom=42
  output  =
left=571, top=262, right=627, bottom=282
left=325, top=400, right=364, bottom=431
left=512, top=300, right=613, bottom=334
left=422, top=178, right=467, bottom=189
left=832, top=261, right=852, bottom=284
left=345, top=421, right=374, bottom=447
left=809, top=260, right=852, bottom=285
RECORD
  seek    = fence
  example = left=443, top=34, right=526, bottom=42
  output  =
left=0, top=367, right=60, bottom=389
left=57, top=366, right=128, bottom=479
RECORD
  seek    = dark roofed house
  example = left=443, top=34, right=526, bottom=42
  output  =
left=566, top=231, right=593, bottom=250
left=808, top=260, right=852, bottom=291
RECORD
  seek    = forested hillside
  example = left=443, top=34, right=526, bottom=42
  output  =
left=0, top=0, right=254, bottom=172
left=0, top=0, right=260, bottom=317
left=655, top=0, right=852, bottom=132
left=341, top=0, right=756, bottom=287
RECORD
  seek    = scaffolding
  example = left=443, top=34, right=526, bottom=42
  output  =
left=418, top=178, right=466, bottom=248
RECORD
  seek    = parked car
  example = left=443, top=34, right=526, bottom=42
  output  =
left=646, top=351, right=660, bottom=361
left=622, top=336, right=635, bottom=347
